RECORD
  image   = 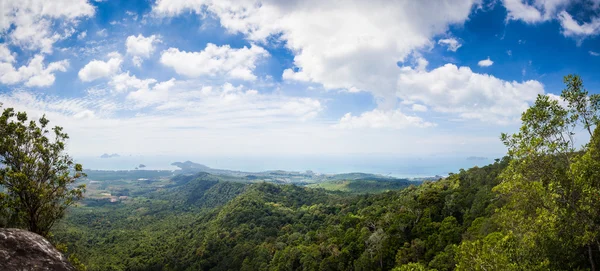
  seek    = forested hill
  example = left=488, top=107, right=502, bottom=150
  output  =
left=54, top=158, right=509, bottom=270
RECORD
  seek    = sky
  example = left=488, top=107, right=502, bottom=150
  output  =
left=1, top=0, right=600, bottom=168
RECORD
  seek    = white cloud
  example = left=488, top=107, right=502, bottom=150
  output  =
left=282, top=68, right=311, bottom=82
left=126, top=78, right=177, bottom=108
left=438, top=38, right=462, bottom=52
left=546, top=93, right=569, bottom=108
left=591, top=51, right=600, bottom=56
left=414, top=57, right=429, bottom=72
left=109, top=72, right=158, bottom=93
left=336, top=109, right=435, bottom=129
left=122, top=80, right=324, bottom=121
left=126, top=34, right=161, bottom=67
left=0, top=81, right=330, bottom=157
left=478, top=57, right=494, bottom=67
left=153, top=0, right=548, bottom=127
left=502, top=0, right=569, bottom=23
left=411, top=104, right=428, bottom=112
left=502, top=0, right=542, bottom=23
left=501, top=0, right=600, bottom=41
left=0, top=44, right=16, bottom=63
left=0, top=54, right=69, bottom=87
left=160, top=43, right=269, bottom=80
left=77, top=31, right=87, bottom=40
left=0, top=0, right=95, bottom=53
left=153, top=0, right=478, bottom=104
left=396, top=63, right=544, bottom=124
left=78, top=52, right=123, bottom=82
left=558, top=11, right=600, bottom=38
left=96, top=29, right=108, bottom=37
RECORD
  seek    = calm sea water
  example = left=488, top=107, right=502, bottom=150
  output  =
left=75, top=155, right=500, bottom=178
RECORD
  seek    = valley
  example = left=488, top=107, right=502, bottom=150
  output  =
left=53, top=160, right=504, bottom=271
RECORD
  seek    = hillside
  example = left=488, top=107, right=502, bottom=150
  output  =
left=53, top=159, right=508, bottom=270
left=306, top=178, right=415, bottom=193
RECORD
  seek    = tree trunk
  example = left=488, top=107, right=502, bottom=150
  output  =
left=589, top=244, right=596, bottom=271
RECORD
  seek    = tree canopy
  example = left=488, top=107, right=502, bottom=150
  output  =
left=458, top=74, right=600, bottom=271
left=0, top=106, right=85, bottom=237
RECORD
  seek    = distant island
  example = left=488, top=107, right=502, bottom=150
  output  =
left=171, top=161, right=212, bottom=172
left=100, top=153, right=120, bottom=159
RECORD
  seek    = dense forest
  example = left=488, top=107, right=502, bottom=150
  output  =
left=53, top=160, right=507, bottom=271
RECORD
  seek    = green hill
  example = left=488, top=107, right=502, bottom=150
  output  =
left=54, top=159, right=508, bottom=270
left=307, top=178, right=418, bottom=193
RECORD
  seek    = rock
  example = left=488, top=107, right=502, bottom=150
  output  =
left=0, top=228, right=76, bottom=271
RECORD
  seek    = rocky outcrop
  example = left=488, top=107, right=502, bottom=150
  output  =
left=0, top=228, right=75, bottom=271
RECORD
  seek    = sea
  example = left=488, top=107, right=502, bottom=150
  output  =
left=75, top=154, right=501, bottom=178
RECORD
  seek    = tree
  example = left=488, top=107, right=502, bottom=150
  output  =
left=0, top=106, right=85, bottom=237
left=458, top=74, right=600, bottom=270
left=392, top=262, right=430, bottom=271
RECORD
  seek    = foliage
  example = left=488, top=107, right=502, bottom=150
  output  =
left=0, top=106, right=85, bottom=237
left=54, top=159, right=508, bottom=271
left=457, top=74, right=600, bottom=270
left=306, top=178, right=416, bottom=194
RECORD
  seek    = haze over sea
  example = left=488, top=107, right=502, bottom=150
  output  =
left=75, top=155, right=497, bottom=178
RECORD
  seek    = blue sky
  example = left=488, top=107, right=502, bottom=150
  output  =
left=1, top=0, right=600, bottom=163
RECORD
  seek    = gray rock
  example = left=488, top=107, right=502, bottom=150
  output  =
left=0, top=228, right=76, bottom=271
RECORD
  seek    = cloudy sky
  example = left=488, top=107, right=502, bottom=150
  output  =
left=1, top=0, right=599, bottom=161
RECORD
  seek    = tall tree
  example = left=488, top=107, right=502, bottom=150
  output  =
left=457, top=74, right=600, bottom=270
left=0, top=106, right=85, bottom=237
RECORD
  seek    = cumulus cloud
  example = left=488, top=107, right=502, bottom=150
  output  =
left=336, top=109, right=435, bottom=129
left=438, top=38, right=462, bottom=52
left=127, top=78, right=177, bottom=108
left=0, top=54, right=69, bottom=87
left=77, top=31, right=87, bottom=40
left=96, top=29, right=108, bottom=37
left=478, top=57, right=494, bottom=67
left=109, top=72, right=158, bottom=93
left=591, top=51, right=600, bottom=56
left=546, top=93, right=569, bottom=108
left=396, top=63, right=544, bottom=123
left=160, top=43, right=269, bottom=80
left=154, top=0, right=478, bottom=102
left=0, top=0, right=95, bottom=53
left=501, top=0, right=600, bottom=41
left=78, top=52, right=123, bottom=82
left=126, top=34, right=161, bottom=67
left=153, top=0, right=549, bottom=126
left=502, top=0, right=569, bottom=23
left=558, top=11, right=600, bottom=38
left=0, top=44, right=16, bottom=63
left=411, top=104, right=428, bottom=112
left=0, top=80, right=329, bottom=156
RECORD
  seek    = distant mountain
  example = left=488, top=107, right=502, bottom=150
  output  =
left=100, top=153, right=120, bottom=159
left=169, top=161, right=421, bottom=185
left=170, top=161, right=213, bottom=173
